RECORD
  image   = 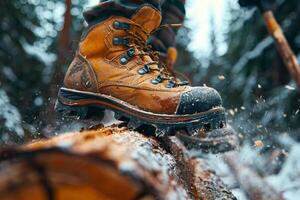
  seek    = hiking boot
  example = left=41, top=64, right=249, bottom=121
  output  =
left=55, top=3, right=226, bottom=136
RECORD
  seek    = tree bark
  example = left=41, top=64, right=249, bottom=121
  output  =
left=0, top=125, right=236, bottom=200
left=165, top=136, right=237, bottom=200
left=263, top=11, right=300, bottom=90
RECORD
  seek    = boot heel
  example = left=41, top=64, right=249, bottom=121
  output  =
left=55, top=100, right=89, bottom=119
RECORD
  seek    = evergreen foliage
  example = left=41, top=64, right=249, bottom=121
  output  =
left=183, top=0, right=300, bottom=140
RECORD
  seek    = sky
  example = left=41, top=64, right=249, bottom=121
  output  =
left=86, top=0, right=237, bottom=58
left=185, top=0, right=238, bottom=58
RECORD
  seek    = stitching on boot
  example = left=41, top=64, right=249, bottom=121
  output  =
left=68, top=60, right=83, bottom=77
left=65, top=52, right=99, bottom=92
left=79, top=52, right=100, bottom=92
left=81, top=68, right=92, bottom=89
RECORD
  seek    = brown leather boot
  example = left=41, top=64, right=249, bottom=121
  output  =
left=56, top=3, right=226, bottom=136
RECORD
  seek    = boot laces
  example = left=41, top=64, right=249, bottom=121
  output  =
left=125, top=22, right=188, bottom=87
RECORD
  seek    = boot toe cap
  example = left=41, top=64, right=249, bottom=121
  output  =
left=176, top=87, right=223, bottom=115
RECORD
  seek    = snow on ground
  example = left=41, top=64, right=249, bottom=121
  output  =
left=266, top=144, right=300, bottom=199
left=0, top=89, right=24, bottom=140
left=206, top=142, right=300, bottom=200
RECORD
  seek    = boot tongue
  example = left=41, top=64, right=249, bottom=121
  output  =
left=131, top=6, right=162, bottom=35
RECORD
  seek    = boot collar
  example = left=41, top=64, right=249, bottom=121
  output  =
left=84, top=2, right=161, bottom=34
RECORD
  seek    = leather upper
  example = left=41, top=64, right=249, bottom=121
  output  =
left=64, top=4, right=222, bottom=115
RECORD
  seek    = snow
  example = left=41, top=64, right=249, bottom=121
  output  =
left=206, top=153, right=248, bottom=200
left=102, top=110, right=120, bottom=126
left=57, top=139, right=74, bottom=148
left=0, top=89, right=24, bottom=138
left=2, top=67, right=17, bottom=82
left=267, top=144, right=300, bottom=200
left=205, top=142, right=300, bottom=200
left=21, top=39, right=56, bottom=67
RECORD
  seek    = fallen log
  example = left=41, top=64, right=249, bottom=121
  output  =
left=0, top=125, right=237, bottom=200
left=224, top=152, right=285, bottom=200
left=166, top=136, right=237, bottom=200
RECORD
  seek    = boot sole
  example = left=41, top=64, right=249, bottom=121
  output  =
left=175, top=126, right=239, bottom=153
left=55, top=87, right=227, bottom=136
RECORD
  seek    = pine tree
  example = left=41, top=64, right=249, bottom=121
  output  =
left=0, top=0, right=88, bottom=144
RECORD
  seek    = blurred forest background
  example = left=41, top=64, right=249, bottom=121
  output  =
left=0, top=0, right=300, bottom=147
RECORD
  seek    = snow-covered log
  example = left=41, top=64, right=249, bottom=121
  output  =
left=0, top=125, right=236, bottom=200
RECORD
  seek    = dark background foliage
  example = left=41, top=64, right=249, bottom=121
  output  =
left=175, top=0, right=300, bottom=145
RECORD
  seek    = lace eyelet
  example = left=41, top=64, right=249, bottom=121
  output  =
left=151, top=75, right=162, bottom=85
left=151, top=79, right=160, bottom=85
left=120, top=57, right=128, bottom=65
left=113, top=21, right=130, bottom=30
left=112, top=37, right=120, bottom=45
left=113, top=37, right=129, bottom=46
left=144, top=65, right=150, bottom=72
left=138, top=65, right=150, bottom=75
left=113, top=21, right=121, bottom=29
left=127, top=48, right=135, bottom=57
left=138, top=68, right=147, bottom=75
left=166, top=80, right=176, bottom=88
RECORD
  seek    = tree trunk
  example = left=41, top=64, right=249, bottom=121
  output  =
left=41, top=0, right=72, bottom=127
left=263, top=11, right=300, bottom=90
